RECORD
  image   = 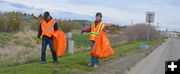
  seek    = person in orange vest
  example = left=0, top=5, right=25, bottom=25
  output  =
left=36, top=11, right=58, bottom=64
left=84, top=12, right=106, bottom=67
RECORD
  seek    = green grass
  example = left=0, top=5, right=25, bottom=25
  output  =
left=72, top=34, right=89, bottom=48
left=0, top=37, right=166, bottom=74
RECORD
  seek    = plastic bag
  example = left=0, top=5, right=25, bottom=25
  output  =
left=89, top=31, right=115, bottom=59
left=53, top=30, right=67, bottom=56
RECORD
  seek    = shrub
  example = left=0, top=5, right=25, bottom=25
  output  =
left=58, top=20, right=81, bottom=33
left=0, top=12, right=22, bottom=32
left=31, top=16, right=43, bottom=31
left=0, top=16, right=3, bottom=32
left=123, top=23, right=159, bottom=41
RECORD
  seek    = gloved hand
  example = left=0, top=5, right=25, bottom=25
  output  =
left=36, top=37, right=40, bottom=44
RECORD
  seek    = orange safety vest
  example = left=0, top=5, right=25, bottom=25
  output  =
left=41, top=19, right=57, bottom=37
left=89, top=22, right=105, bottom=41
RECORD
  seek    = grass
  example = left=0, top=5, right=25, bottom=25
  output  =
left=0, top=32, right=13, bottom=47
left=14, top=40, right=35, bottom=48
left=100, top=37, right=166, bottom=62
left=72, top=29, right=82, bottom=34
left=72, top=34, right=89, bottom=48
left=0, top=31, right=39, bottom=67
left=0, top=37, right=166, bottom=74
left=72, top=33, right=122, bottom=49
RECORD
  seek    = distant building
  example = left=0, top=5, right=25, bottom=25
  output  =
left=166, top=31, right=179, bottom=37
left=20, top=16, right=37, bottom=23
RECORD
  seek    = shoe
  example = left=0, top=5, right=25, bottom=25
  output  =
left=93, top=64, right=99, bottom=68
left=41, top=62, right=46, bottom=64
left=88, top=63, right=93, bottom=67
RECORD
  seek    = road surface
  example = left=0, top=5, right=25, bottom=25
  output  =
left=126, top=38, right=180, bottom=74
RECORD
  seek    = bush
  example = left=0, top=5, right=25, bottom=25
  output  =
left=0, top=16, right=3, bottom=32
left=123, top=23, right=159, bottom=41
left=0, top=12, right=22, bottom=32
left=108, top=25, right=121, bottom=34
left=31, top=16, right=43, bottom=31
left=8, top=14, right=21, bottom=32
left=58, top=20, right=81, bottom=33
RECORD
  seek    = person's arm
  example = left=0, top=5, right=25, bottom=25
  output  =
left=54, top=22, right=58, bottom=31
left=82, top=25, right=91, bottom=32
left=37, top=24, right=42, bottom=38
left=36, top=24, right=42, bottom=44
left=81, top=28, right=90, bottom=34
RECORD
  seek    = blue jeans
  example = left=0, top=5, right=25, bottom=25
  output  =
left=41, top=39, right=57, bottom=62
left=90, top=40, right=99, bottom=65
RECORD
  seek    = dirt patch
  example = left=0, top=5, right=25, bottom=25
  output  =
left=88, top=51, right=150, bottom=74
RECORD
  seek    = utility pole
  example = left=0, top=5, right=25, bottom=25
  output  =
left=147, top=14, right=152, bottom=41
left=131, top=19, right=133, bottom=25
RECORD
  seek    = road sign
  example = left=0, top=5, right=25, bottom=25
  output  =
left=146, top=12, right=155, bottom=23
left=146, top=12, right=155, bottom=41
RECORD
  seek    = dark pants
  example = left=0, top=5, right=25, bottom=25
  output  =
left=90, top=40, right=99, bottom=65
left=41, top=39, right=57, bottom=62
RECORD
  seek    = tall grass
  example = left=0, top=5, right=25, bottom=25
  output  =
left=0, top=32, right=13, bottom=47
left=0, top=31, right=54, bottom=67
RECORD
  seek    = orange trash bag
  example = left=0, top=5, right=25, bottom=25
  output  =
left=89, top=31, right=115, bottom=59
left=53, top=30, right=67, bottom=56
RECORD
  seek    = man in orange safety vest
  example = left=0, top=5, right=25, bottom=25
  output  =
left=36, top=11, right=58, bottom=64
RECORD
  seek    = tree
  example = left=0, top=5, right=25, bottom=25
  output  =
left=38, top=14, right=43, bottom=18
left=31, top=13, right=34, bottom=16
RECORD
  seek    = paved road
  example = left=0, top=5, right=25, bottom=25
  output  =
left=126, top=38, right=180, bottom=74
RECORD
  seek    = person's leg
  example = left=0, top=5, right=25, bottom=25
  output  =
left=91, top=56, right=95, bottom=65
left=90, top=40, right=99, bottom=67
left=41, top=39, right=48, bottom=63
left=90, top=40, right=95, bottom=65
left=94, top=57, right=99, bottom=65
left=93, top=57, right=99, bottom=67
left=48, top=39, right=58, bottom=62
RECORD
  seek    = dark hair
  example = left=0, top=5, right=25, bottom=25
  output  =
left=44, top=11, right=50, bottom=18
left=96, top=12, right=102, bottom=18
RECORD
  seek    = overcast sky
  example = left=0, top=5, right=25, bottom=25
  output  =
left=0, top=0, right=180, bottom=31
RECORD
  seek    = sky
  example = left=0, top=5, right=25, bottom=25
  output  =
left=0, top=0, right=180, bottom=31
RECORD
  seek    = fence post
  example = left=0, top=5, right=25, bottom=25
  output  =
left=67, top=32, right=74, bottom=54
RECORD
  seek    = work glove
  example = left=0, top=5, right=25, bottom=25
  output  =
left=36, top=37, right=40, bottom=44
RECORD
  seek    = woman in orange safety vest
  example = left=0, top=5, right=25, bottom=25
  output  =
left=87, top=12, right=106, bottom=67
